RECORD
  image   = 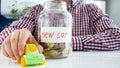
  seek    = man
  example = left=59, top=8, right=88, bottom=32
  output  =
left=1, top=0, right=120, bottom=60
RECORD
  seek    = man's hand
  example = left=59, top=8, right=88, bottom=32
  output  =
left=1, top=29, right=43, bottom=60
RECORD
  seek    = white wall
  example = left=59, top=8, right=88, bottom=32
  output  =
left=106, top=0, right=120, bottom=28
left=1, top=0, right=45, bottom=16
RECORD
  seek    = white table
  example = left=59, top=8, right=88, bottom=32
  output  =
left=0, top=50, right=120, bottom=68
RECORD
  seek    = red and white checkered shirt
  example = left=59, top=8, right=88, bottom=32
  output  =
left=1, top=0, right=120, bottom=51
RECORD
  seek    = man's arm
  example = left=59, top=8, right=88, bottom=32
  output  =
left=72, top=4, right=120, bottom=51
left=0, top=4, right=43, bottom=45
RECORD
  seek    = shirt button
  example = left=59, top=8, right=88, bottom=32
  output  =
left=84, top=42, right=87, bottom=45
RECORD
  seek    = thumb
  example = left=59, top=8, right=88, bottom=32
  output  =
left=28, top=35, right=43, bottom=53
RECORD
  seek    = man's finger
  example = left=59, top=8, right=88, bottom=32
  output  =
left=1, top=44, right=9, bottom=58
left=18, top=29, right=31, bottom=56
left=4, top=36, right=15, bottom=60
left=10, top=30, right=20, bottom=60
left=36, top=44, right=43, bottom=53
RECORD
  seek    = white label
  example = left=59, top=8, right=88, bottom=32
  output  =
left=41, top=27, right=71, bottom=43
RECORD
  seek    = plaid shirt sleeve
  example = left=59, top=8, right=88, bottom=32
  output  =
left=78, top=4, right=120, bottom=51
left=0, top=4, right=43, bottom=45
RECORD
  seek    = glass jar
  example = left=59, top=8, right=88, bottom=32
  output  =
left=38, top=0, right=72, bottom=58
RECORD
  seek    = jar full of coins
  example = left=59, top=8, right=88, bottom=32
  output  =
left=38, top=0, right=72, bottom=58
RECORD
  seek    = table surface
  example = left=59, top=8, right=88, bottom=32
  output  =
left=0, top=50, right=120, bottom=68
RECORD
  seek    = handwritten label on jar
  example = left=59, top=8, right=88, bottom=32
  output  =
left=41, top=27, right=71, bottom=43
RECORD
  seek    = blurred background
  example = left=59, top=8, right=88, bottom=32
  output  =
left=0, top=0, right=120, bottom=31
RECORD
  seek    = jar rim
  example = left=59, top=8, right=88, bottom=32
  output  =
left=43, top=1, right=67, bottom=10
